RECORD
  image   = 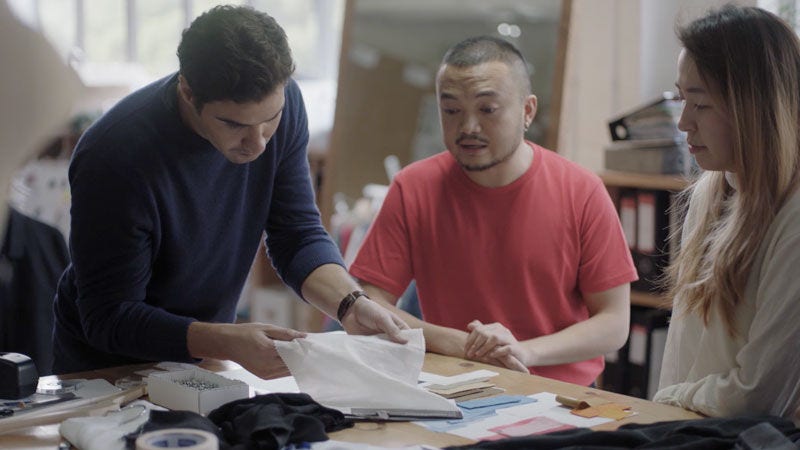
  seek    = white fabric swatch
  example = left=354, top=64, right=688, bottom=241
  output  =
left=274, top=329, right=457, bottom=413
left=59, top=400, right=164, bottom=450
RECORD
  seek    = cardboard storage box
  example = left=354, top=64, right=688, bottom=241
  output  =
left=147, top=367, right=249, bottom=415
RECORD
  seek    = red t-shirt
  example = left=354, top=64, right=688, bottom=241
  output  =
left=350, top=143, right=637, bottom=385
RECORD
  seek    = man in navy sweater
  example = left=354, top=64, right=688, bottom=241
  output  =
left=52, top=5, right=408, bottom=377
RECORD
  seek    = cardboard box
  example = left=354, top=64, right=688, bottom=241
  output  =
left=147, top=368, right=249, bottom=415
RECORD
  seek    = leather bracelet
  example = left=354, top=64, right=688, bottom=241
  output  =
left=337, top=290, right=367, bottom=322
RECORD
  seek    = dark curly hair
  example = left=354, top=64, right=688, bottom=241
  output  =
left=177, top=5, right=295, bottom=109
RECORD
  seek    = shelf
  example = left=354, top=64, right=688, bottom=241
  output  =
left=599, top=170, right=690, bottom=192
left=630, top=290, right=671, bottom=309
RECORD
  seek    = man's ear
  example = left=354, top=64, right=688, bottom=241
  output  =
left=525, top=94, right=538, bottom=124
left=177, top=74, right=195, bottom=106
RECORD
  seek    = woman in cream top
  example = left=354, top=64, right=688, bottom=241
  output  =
left=654, top=5, right=800, bottom=425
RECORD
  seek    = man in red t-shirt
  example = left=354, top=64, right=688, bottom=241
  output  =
left=349, top=36, right=637, bottom=386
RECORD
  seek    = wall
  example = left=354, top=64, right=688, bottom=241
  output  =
left=558, top=0, right=756, bottom=171
left=0, top=1, right=82, bottom=236
left=326, top=1, right=564, bottom=203
left=3, top=0, right=763, bottom=215
left=352, top=19, right=559, bottom=120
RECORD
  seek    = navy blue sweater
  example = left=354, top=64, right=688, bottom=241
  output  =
left=52, top=74, right=343, bottom=373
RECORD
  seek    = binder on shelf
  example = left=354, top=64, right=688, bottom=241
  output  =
left=605, top=92, right=698, bottom=177
left=632, top=190, right=670, bottom=293
left=626, top=306, right=670, bottom=399
left=601, top=342, right=629, bottom=395
left=619, top=190, right=637, bottom=251
left=636, top=191, right=657, bottom=254
left=608, top=92, right=683, bottom=142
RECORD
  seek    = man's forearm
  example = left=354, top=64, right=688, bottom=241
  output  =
left=187, top=321, right=232, bottom=360
left=424, top=324, right=470, bottom=358
left=519, top=311, right=628, bottom=366
left=300, top=263, right=361, bottom=319
left=364, top=286, right=468, bottom=358
left=518, top=284, right=630, bottom=367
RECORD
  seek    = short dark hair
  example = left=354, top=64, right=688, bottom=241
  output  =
left=441, top=35, right=531, bottom=94
left=177, top=5, right=295, bottom=108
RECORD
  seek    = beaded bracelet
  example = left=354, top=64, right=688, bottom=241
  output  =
left=337, top=290, right=367, bottom=322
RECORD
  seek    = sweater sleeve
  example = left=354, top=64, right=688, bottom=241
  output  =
left=654, top=225, right=800, bottom=419
left=263, top=80, right=344, bottom=296
left=68, top=147, right=195, bottom=362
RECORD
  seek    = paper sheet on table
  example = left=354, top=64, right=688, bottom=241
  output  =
left=274, top=329, right=457, bottom=414
left=429, top=392, right=615, bottom=441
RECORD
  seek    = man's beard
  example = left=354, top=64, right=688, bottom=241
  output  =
left=459, top=143, right=518, bottom=172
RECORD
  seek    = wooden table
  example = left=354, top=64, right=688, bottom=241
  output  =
left=0, top=353, right=700, bottom=449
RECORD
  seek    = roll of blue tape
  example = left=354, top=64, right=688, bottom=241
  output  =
left=135, top=428, right=218, bottom=450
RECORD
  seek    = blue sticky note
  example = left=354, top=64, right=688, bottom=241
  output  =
left=418, top=395, right=538, bottom=433
left=458, top=395, right=527, bottom=410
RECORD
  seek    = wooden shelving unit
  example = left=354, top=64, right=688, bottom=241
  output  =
left=599, top=170, right=690, bottom=311
left=599, top=170, right=690, bottom=192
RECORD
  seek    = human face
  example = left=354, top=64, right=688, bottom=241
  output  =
left=178, top=78, right=285, bottom=164
left=676, top=50, right=735, bottom=172
left=436, top=61, right=536, bottom=182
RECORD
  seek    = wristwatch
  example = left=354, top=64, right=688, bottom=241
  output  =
left=337, top=290, right=368, bottom=322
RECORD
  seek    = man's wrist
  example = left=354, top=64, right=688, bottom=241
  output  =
left=519, top=341, right=538, bottom=367
left=337, top=290, right=368, bottom=322
left=428, top=326, right=468, bottom=357
left=187, top=321, right=227, bottom=360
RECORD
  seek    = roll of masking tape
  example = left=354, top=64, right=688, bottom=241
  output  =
left=135, top=428, right=218, bottom=450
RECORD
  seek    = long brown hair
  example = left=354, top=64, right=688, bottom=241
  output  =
left=667, top=5, right=800, bottom=334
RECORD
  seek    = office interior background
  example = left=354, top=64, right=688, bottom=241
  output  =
left=0, top=0, right=796, bottom=386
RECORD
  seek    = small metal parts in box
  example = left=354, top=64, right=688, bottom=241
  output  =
left=146, top=368, right=249, bottom=415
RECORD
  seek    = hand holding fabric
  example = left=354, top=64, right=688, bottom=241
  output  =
left=341, top=297, right=410, bottom=344
left=188, top=322, right=306, bottom=380
left=230, top=323, right=308, bottom=380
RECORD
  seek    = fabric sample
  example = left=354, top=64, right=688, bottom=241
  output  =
left=445, top=415, right=800, bottom=450
left=274, top=329, right=458, bottom=414
left=127, top=393, right=352, bottom=450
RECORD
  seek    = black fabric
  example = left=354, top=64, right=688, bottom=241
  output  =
left=208, top=393, right=353, bottom=449
left=734, top=422, right=798, bottom=450
left=0, top=207, right=69, bottom=375
left=126, top=393, right=353, bottom=450
left=445, top=415, right=800, bottom=450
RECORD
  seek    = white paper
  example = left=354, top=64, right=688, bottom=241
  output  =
left=419, top=369, right=499, bottom=390
left=418, top=392, right=613, bottom=440
left=218, top=369, right=300, bottom=395
left=274, top=329, right=458, bottom=414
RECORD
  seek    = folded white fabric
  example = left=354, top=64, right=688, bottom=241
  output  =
left=274, top=329, right=457, bottom=414
left=59, top=400, right=163, bottom=450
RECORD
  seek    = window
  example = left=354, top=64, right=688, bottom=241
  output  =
left=8, top=0, right=345, bottom=86
left=760, top=0, right=800, bottom=29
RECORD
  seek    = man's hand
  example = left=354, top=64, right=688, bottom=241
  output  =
left=482, top=353, right=529, bottom=373
left=341, top=296, right=410, bottom=344
left=465, top=320, right=530, bottom=372
left=229, top=323, right=307, bottom=379
left=188, top=322, right=305, bottom=380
